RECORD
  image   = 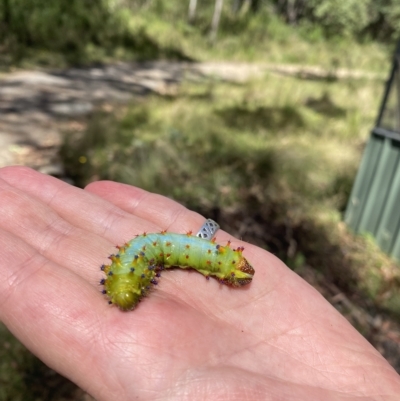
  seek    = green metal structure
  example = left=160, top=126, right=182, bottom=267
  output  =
left=345, top=42, right=400, bottom=259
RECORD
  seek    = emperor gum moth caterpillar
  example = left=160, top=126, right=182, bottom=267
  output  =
left=100, top=232, right=255, bottom=311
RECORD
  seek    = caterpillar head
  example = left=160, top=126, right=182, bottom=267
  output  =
left=226, top=257, right=255, bottom=287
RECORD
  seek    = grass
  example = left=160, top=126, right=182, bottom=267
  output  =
left=127, top=7, right=392, bottom=72
left=61, top=70, right=400, bottom=320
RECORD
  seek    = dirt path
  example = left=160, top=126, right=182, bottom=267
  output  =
left=0, top=61, right=187, bottom=175
left=0, top=61, right=384, bottom=176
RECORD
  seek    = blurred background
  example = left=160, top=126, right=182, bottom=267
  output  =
left=1, top=1, right=400, bottom=400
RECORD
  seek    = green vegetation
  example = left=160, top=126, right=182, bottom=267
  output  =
left=0, top=0, right=192, bottom=68
left=0, top=0, right=394, bottom=69
left=0, top=324, right=78, bottom=401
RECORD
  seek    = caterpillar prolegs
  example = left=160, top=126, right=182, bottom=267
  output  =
left=101, top=232, right=255, bottom=311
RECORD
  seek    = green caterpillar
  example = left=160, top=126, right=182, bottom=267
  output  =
left=100, top=232, right=255, bottom=311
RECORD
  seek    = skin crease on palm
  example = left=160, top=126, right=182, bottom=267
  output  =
left=0, top=167, right=399, bottom=401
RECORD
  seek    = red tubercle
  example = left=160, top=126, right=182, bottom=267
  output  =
left=234, top=247, right=244, bottom=254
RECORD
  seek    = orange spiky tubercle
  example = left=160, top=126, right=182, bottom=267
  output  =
left=100, top=232, right=255, bottom=311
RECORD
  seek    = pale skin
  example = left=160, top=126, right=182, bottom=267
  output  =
left=0, top=166, right=399, bottom=401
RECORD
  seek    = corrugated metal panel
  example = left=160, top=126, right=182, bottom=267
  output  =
left=375, top=141, right=400, bottom=253
left=358, top=137, right=399, bottom=234
left=344, top=135, right=384, bottom=231
left=345, top=135, right=400, bottom=259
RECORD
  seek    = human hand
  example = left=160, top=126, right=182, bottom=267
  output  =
left=0, top=166, right=399, bottom=400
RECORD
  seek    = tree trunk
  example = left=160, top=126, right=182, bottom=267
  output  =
left=232, top=0, right=243, bottom=14
left=210, top=0, right=223, bottom=42
left=287, top=0, right=296, bottom=24
left=188, top=0, right=198, bottom=23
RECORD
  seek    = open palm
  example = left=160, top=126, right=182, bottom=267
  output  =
left=0, top=166, right=399, bottom=401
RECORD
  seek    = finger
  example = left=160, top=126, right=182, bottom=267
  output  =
left=0, top=166, right=231, bottom=244
left=0, top=166, right=161, bottom=243
left=85, top=180, right=207, bottom=235
left=0, top=176, right=112, bottom=284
